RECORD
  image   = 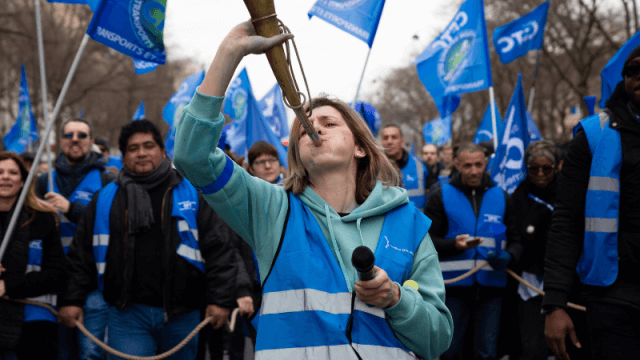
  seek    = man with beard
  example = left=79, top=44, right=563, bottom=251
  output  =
left=34, top=118, right=115, bottom=360
left=543, top=47, right=640, bottom=360
left=424, top=142, right=522, bottom=360
left=422, top=143, right=443, bottom=191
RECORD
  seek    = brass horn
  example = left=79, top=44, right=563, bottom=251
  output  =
left=242, top=0, right=322, bottom=146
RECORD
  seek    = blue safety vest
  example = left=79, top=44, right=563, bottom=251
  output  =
left=23, top=239, right=58, bottom=323
left=254, top=193, right=431, bottom=360
left=92, top=178, right=203, bottom=291
left=46, top=169, right=103, bottom=254
left=440, top=184, right=507, bottom=287
left=573, top=113, right=621, bottom=286
left=402, top=155, right=428, bottom=211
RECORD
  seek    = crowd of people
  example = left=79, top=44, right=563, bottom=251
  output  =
left=1, top=20, right=639, bottom=360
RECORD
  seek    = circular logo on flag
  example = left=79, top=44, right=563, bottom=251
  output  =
left=326, top=0, right=366, bottom=10
left=129, top=0, right=166, bottom=51
left=231, top=88, right=248, bottom=122
left=437, top=31, right=475, bottom=84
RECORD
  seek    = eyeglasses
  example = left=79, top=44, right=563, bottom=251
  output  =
left=253, top=158, right=279, bottom=167
left=528, top=165, right=554, bottom=175
left=624, top=64, right=640, bottom=78
left=62, top=132, right=89, bottom=140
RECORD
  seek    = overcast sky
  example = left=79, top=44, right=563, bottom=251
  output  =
left=164, top=0, right=458, bottom=103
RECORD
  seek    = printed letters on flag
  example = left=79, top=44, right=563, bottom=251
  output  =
left=599, top=30, right=640, bottom=108
left=258, top=84, right=290, bottom=143
left=423, top=116, right=452, bottom=146
left=87, top=0, right=166, bottom=64
left=473, top=101, right=504, bottom=144
left=492, top=1, right=549, bottom=64
left=133, top=58, right=159, bottom=74
left=415, top=0, right=492, bottom=103
left=223, top=69, right=288, bottom=168
left=3, top=65, right=38, bottom=154
left=490, top=74, right=530, bottom=194
left=132, top=101, right=145, bottom=120
left=308, top=0, right=386, bottom=47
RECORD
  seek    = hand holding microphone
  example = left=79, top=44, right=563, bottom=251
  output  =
left=352, top=246, right=400, bottom=309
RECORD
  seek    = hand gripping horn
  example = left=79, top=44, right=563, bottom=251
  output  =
left=242, top=0, right=322, bottom=146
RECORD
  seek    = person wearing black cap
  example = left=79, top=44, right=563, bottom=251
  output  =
left=543, top=46, right=640, bottom=360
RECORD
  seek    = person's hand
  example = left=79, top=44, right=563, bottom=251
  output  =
left=58, top=306, right=83, bottom=328
left=0, top=263, right=6, bottom=276
left=486, top=250, right=512, bottom=271
left=354, top=267, right=400, bottom=309
left=236, top=296, right=254, bottom=317
left=206, top=304, right=230, bottom=329
left=44, top=192, right=71, bottom=213
left=34, top=196, right=57, bottom=212
left=454, top=234, right=483, bottom=250
left=221, top=20, right=294, bottom=58
left=545, top=308, right=581, bottom=360
left=0, top=280, right=5, bottom=298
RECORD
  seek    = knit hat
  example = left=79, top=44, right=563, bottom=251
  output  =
left=622, top=44, right=640, bottom=77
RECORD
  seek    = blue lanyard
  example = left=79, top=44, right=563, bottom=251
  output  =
left=528, top=193, right=554, bottom=212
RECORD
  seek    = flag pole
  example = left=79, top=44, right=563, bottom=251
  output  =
left=352, top=47, right=373, bottom=106
left=489, top=86, right=499, bottom=150
left=34, top=0, right=54, bottom=190
left=0, top=34, right=90, bottom=262
left=527, top=49, right=542, bottom=113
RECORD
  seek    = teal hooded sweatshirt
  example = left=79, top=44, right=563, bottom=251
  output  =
left=173, top=90, right=453, bottom=359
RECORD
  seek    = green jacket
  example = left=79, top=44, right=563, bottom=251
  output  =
left=173, top=90, right=453, bottom=359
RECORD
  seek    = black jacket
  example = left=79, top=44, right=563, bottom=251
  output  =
left=59, top=170, right=238, bottom=319
left=425, top=172, right=522, bottom=298
left=35, top=152, right=115, bottom=224
left=543, top=81, right=640, bottom=311
left=0, top=207, right=66, bottom=349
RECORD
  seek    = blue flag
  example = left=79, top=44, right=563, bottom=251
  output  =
left=473, top=101, right=503, bottom=144
left=3, top=65, right=38, bottom=154
left=527, top=111, right=542, bottom=141
left=86, top=0, right=166, bottom=64
left=492, top=1, right=549, bottom=64
left=600, top=30, right=640, bottom=108
left=349, top=101, right=382, bottom=136
left=258, top=84, right=290, bottom=143
left=423, top=116, right=452, bottom=146
left=133, top=58, right=159, bottom=74
left=132, top=101, right=145, bottom=120
left=223, top=69, right=288, bottom=168
left=584, top=95, right=597, bottom=116
left=165, top=125, right=177, bottom=159
left=46, top=0, right=100, bottom=12
left=78, top=108, right=84, bottom=119
left=308, top=0, right=386, bottom=47
left=490, top=74, right=529, bottom=194
left=415, top=0, right=492, bottom=104
left=435, top=95, right=461, bottom=119
left=162, top=71, right=205, bottom=127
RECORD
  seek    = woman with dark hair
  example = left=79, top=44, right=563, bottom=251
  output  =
left=173, top=21, right=452, bottom=360
left=247, top=141, right=284, bottom=184
left=0, top=151, right=67, bottom=359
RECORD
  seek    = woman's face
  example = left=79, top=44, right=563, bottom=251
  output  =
left=298, top=105, right=364, bottom=176
left=527, top=156, right=555, bottom=188
left=0, top=159, right=24, bottom=202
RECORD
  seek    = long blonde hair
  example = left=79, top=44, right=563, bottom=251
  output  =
left=283, top=96, right=401, bottom=204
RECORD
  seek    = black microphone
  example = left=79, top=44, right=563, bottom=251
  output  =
left=351, top=246, right=376, bottom=281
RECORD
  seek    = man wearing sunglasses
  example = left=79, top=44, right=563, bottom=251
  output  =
left=543, top=46, right=640, bottom=360
left=34, top=118, right=114, bottom=360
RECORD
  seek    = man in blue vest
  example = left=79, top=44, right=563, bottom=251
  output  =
left=543, top=48, right=640, bottom=360
left=35, top=118, right=114, bottom=360
left=425, top=142, right=522, bottom=360
left=381, top=124, right=429, bottom=210
left=57, top=120, right=239, bottom=360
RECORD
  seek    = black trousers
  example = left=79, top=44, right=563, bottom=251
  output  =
left=587, top=302, right=640, bottom=360
left=14, top=321, right=58, bottom=360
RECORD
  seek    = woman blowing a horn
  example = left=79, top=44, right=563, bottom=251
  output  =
left=173, top=21, right=452, bottom=360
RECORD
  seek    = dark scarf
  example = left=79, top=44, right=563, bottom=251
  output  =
left=54, top=152, right=106, bottom=196
left=116, top=158, right=173, bottom=234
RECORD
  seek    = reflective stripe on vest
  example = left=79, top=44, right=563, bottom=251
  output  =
left=92, top=179, right=202, bottom=291
left=255, top=192, right=430, bottom=359
left=24, top=239, right=58, bottom=322
left=49, top=169, right=104, bottom=255
left=574, top=112, right=621, bottom=286
left=402, top=155, right=427, bottom=210
left=440, top=184, right=507, bottom=287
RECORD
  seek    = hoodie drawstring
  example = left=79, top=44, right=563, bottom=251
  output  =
left=325, top=204, right=353, bottom=290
